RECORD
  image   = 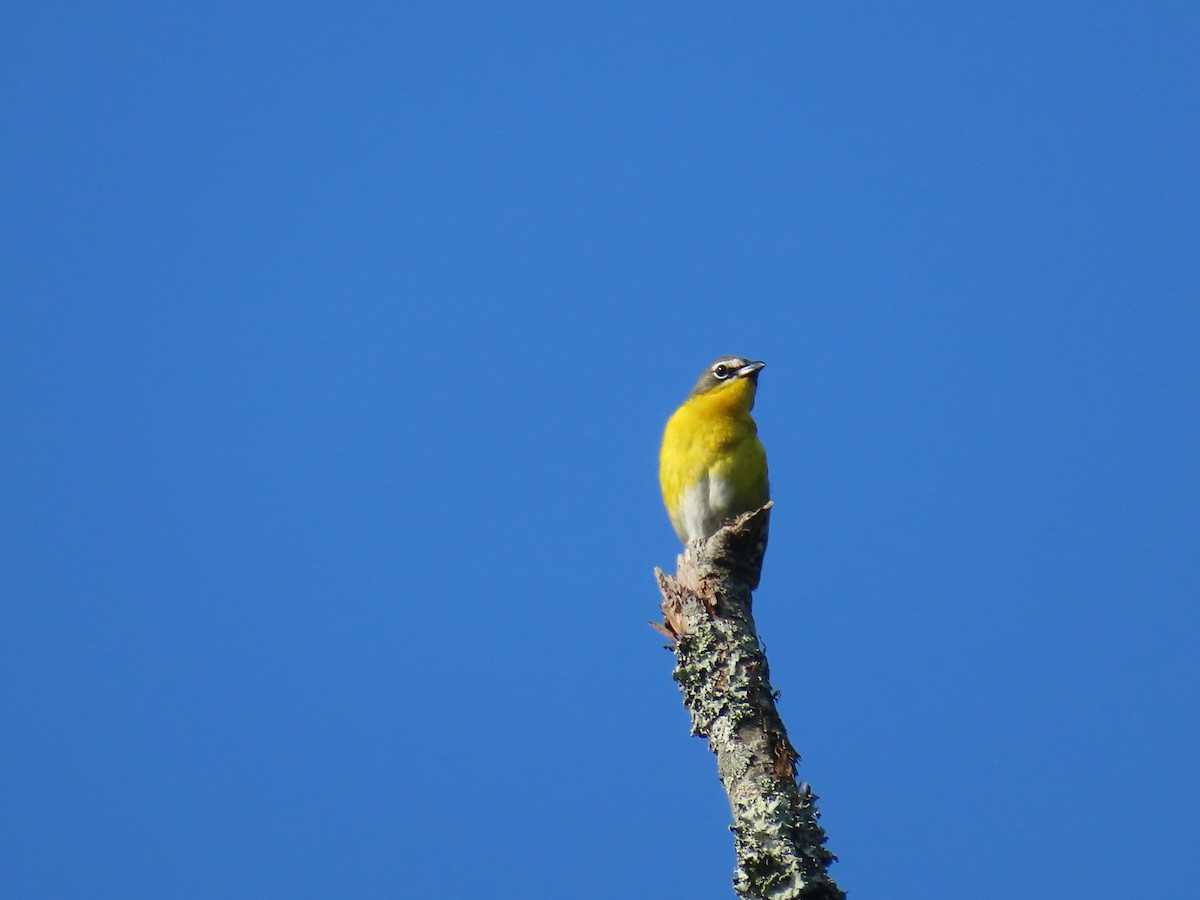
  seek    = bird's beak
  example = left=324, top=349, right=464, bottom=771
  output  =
left=736, top=361, right=766, bottom=378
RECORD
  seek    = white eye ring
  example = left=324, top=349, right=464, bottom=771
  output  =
left=713, top=364, right=730, bottom=379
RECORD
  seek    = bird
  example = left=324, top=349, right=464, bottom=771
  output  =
left=659, top=356, right=770, bottom=544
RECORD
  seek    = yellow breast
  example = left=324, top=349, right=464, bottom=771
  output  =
left=659, top=377, right=769, bottom=543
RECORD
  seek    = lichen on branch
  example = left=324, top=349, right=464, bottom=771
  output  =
left=654, top=504, right=845, bottom=900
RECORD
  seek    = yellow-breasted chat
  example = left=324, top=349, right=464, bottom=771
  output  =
left=659, top=356, right=770, bottom=544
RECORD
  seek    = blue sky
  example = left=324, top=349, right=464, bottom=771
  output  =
left=2, top=3, right=1198, bottom=897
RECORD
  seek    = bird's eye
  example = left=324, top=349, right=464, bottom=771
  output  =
left=713, top=364, right=730, bottom=379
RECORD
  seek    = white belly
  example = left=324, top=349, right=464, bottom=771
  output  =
left=672, top=473, right=736, bottom=543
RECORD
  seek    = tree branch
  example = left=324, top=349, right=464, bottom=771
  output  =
left=653, top=503, right=845, bottom=900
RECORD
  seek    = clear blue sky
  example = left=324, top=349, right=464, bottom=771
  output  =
left=2, top=3, right=1197, bottom=898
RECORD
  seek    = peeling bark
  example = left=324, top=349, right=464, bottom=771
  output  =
left=654, top=503, right=845, bottom=900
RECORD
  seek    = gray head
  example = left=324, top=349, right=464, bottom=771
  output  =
left=688, top=355, right=766, bottom=398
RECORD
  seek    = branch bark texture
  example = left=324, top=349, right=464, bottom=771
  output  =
left=654, top=504, right=844, bottom=900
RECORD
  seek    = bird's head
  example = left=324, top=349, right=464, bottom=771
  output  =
left=687, top=356, right=766, bottom=404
